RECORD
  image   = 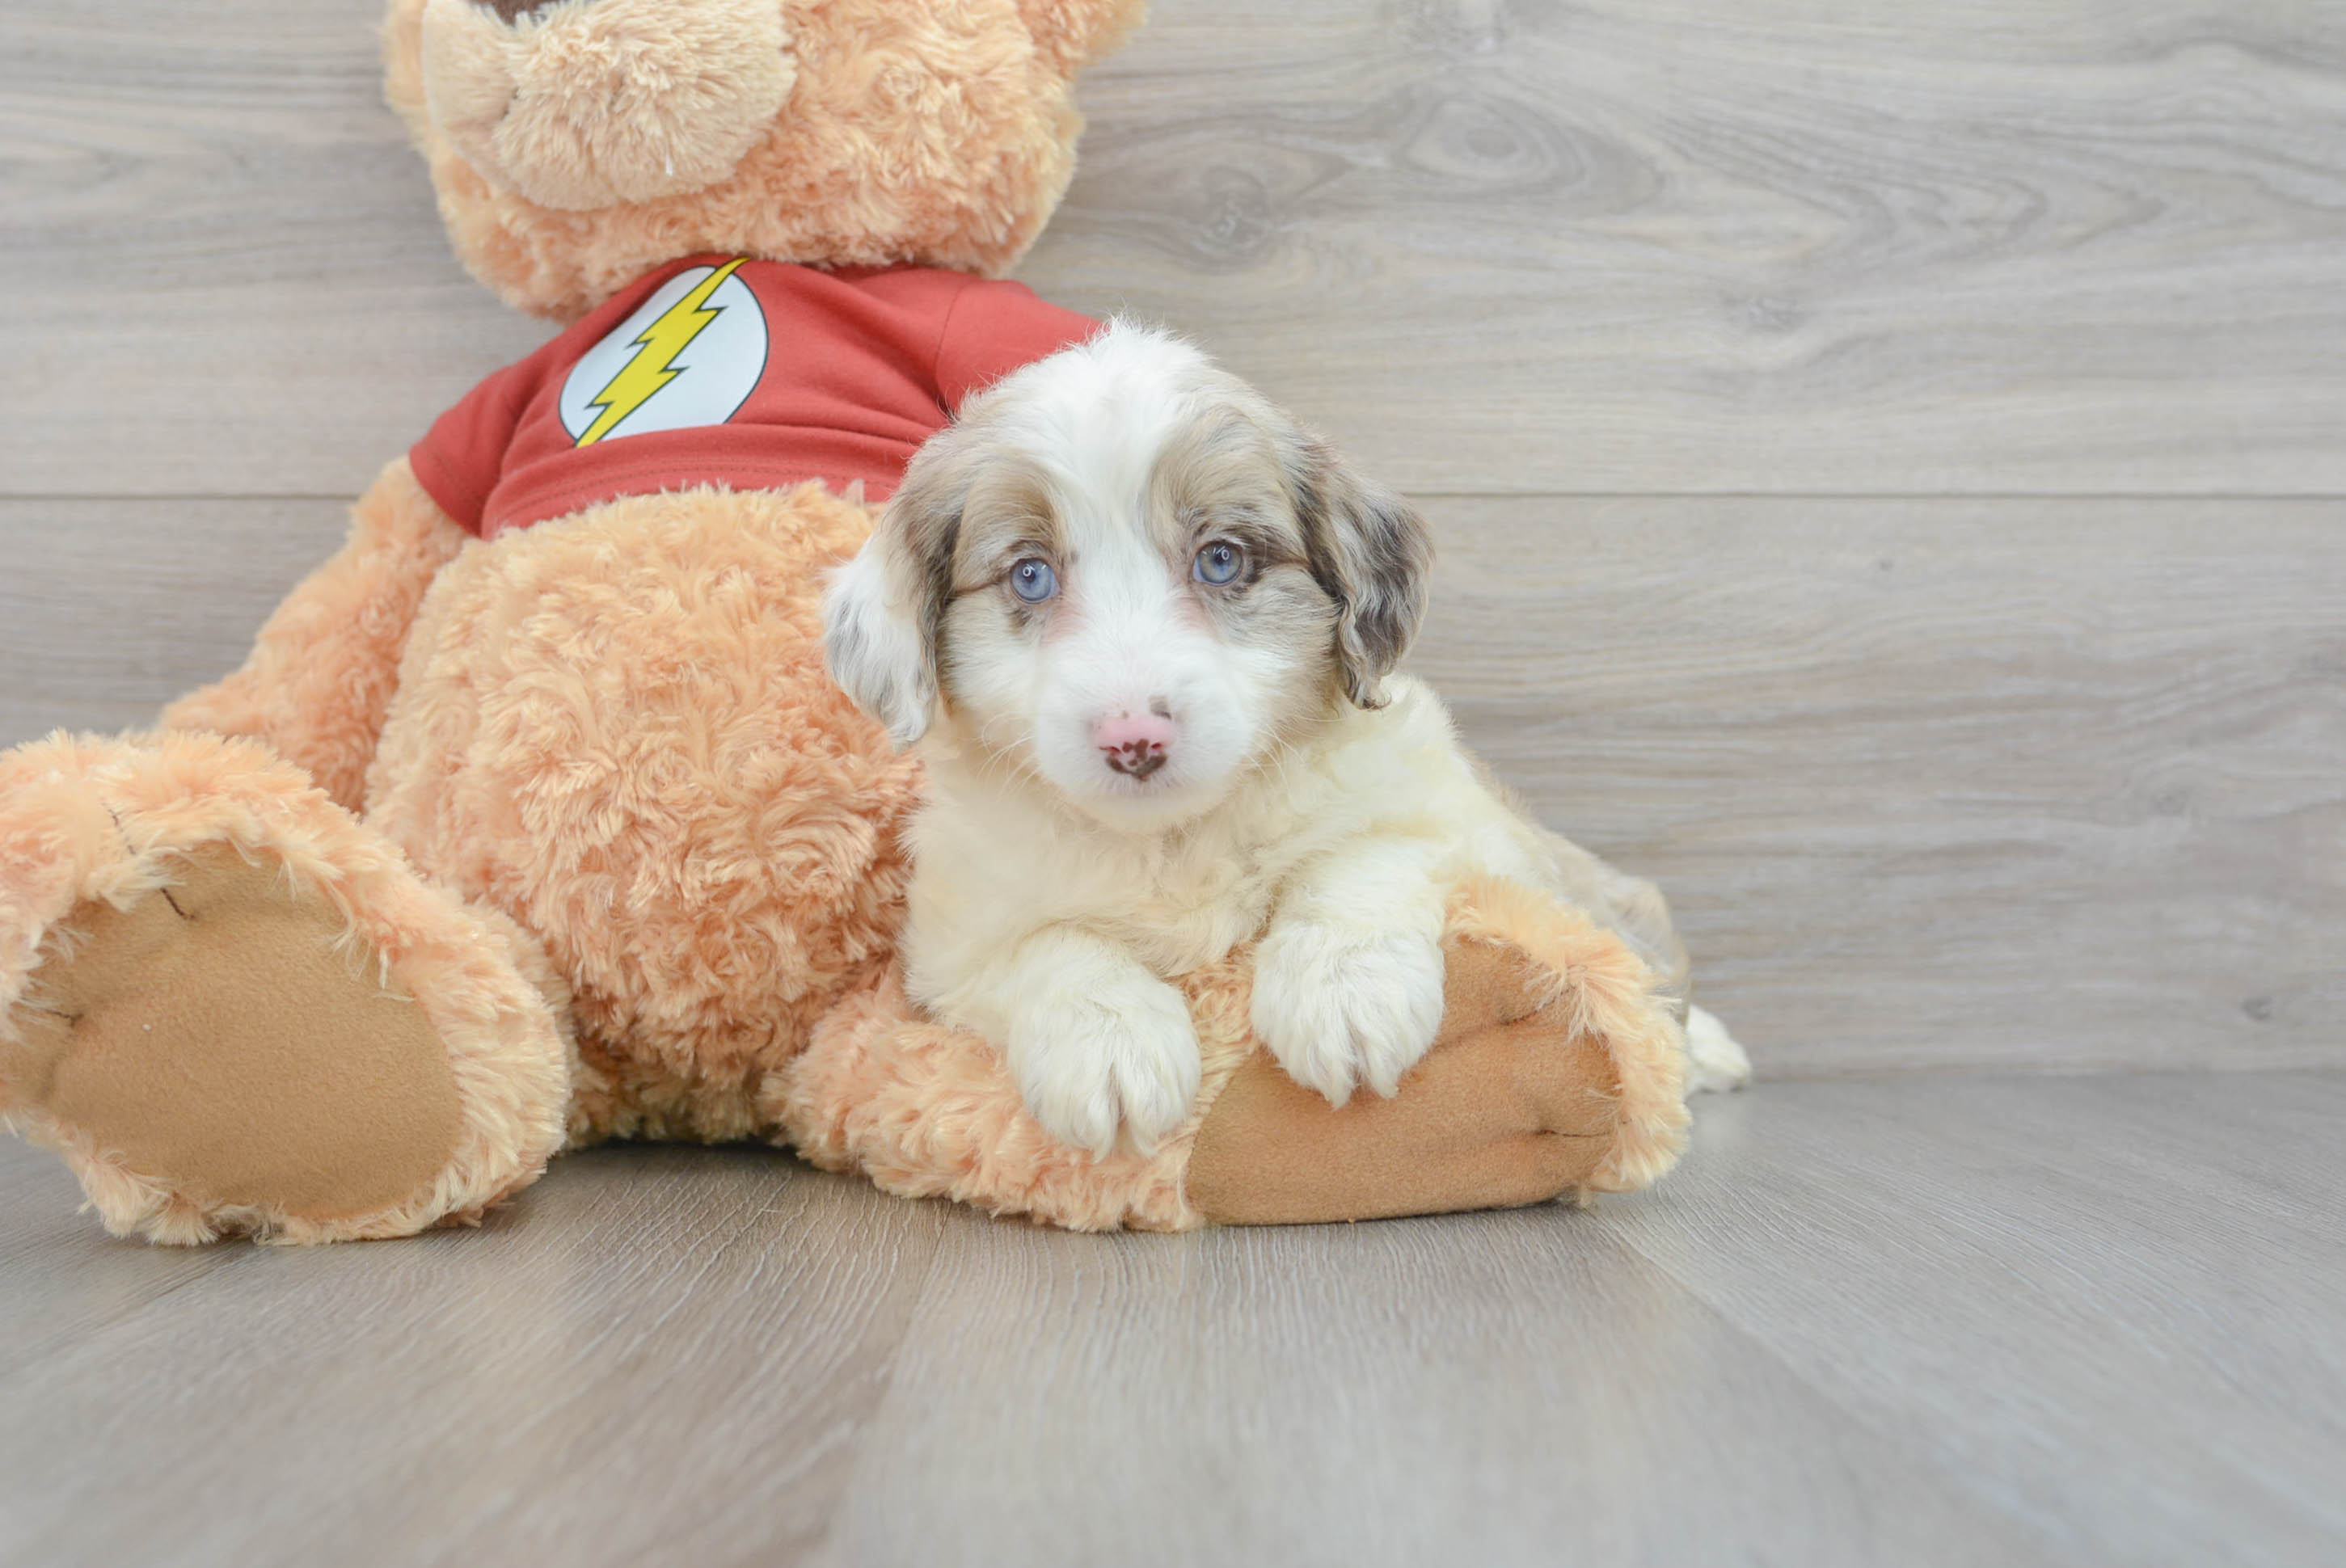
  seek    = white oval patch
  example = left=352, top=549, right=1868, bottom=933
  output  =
left=558, top=259, right=768, bottom=447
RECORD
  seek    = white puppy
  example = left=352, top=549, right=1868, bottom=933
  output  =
left=825, top=322, right=1747, bottom=1157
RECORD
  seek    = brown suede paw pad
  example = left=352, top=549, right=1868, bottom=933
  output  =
left=7, top=845, right=464, bottom=1223
left=1184, top=940, right=1622, bottom=1226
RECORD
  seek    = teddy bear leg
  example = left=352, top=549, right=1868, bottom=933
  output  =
left=0, top=731, right=572, bottom=1244
left=1185, top=883, right=1695, bottom=1226
left=1184, top=941, right=1652, bottom=1224
left=778, top=883, right=1692, bottom=1231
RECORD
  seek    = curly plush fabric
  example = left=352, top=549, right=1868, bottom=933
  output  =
left=416, top=0, right=798, bottom=211
left=386, top=0, right=1150, bottom=318
left=775, top=958, right=1255, bottom=1230
left=364, top=480, right=922, bottom=1144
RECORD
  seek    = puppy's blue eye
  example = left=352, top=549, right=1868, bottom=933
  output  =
left=1010, top=557, right=1058, bottom=603
left=1193, top=540, right=1244, bottom=586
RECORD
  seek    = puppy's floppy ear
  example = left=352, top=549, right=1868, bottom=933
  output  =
left=1285, top=434, right=1433, bottom=709
left=822, top=540, right=932, bottom=748
left=823, top=440, right=968, bottom=748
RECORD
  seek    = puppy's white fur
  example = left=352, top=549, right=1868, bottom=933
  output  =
left=827, top=322, right=1748, bottom=1157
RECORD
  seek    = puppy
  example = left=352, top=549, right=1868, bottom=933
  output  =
left=825, top=322, right=1746, bottom=1157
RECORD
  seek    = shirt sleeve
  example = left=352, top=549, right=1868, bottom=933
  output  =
left=933, top=278, right=1101, bottom=411
left=406, top=354, right=546, bottom=537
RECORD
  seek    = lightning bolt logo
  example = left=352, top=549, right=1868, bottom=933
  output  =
left=574, top=258, right=747, bottom=446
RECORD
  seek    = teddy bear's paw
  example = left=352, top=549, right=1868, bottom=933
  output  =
left=5, top=845, right=475, bottom=1242
left=1249, top=921, right=1447, bottom=1107
left=1187, top=937, right=1626, bottom=1227
left=0, top=731, right=571, bottom=1243
left=1006, top=971, right=1201, bottom=1161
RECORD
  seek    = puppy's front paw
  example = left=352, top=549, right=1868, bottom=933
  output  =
left=1251, top=922, right=1445, bottom=1106
left=1007, top=973, right=1202, bottom=1160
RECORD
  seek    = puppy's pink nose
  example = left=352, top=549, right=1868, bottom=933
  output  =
left=1093, top=710, right=1175, bottom=781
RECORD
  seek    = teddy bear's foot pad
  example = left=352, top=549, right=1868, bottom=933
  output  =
left=6, top=845, right=465, bottom=1226
left=1185, top=940, right=1622, bottom=1225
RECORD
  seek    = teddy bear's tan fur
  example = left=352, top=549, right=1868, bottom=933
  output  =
left=390, top=0, right=1143, bottom=319
left=0, top=0, right=1689, bottom=1243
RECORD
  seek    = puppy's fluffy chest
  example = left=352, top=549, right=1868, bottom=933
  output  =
left=908, top=756, right=1338, bottom=978
left=904, top=678, right=1496, bottom=983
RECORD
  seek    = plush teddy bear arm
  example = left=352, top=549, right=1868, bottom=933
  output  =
left=1182, top=884, right=1693, bottom=1224
left=162, top=457, right=470, bottom=814
left=1186, top=942, right=1652, bottom=1224
left=776, top=880, right=1690, bottom=1230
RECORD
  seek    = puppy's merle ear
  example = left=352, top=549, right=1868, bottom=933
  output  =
left=1285, top=434, right=1433, bottom=709
left=823, top=440, right=967, bottom=748
left=821, top=540, right=931, bottom=748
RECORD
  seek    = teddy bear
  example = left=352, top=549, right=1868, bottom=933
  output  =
left=0, top=0, right=1700, bottom=1245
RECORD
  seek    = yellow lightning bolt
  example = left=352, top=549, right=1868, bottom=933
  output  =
left=575, top=258, right=747, bottom=446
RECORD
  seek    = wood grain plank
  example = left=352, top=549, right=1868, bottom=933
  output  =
left=1033, top=0, right=2346, bottom=494
left=1594, top=1072, right=2346, bottom=1568
left=809, top=1196, right=2057, bottom=1568
left=0, top=1145, right=942, bottom=1568
left=1414, top=494, right=2346, bottom=1076
left=3, top=1077, right=2341, bottom=1566
left=0, top=1140, right=241, bottom=1385
left=0, top=0, right=550, bottom=500
left=4, top=1, right=2344, bottom=496
left=0, top=498, right=348, bottom=742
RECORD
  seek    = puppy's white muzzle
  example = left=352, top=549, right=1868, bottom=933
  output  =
left=1031, top=617, right=1251, bottom=825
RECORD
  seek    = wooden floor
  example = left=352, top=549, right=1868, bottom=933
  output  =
left=0, top=1072, right=2338, bottom=1567
left=4, top=2, right=2344, bottom=1564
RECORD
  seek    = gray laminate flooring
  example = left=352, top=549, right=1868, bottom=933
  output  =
left=1, top=1071, right=2339, bottom=1568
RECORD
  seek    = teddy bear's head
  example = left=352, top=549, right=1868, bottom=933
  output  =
left=385, top=0, right=1143, bottom=320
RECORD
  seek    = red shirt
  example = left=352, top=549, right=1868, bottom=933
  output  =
left=410, top=257, right=1098, bottom=539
